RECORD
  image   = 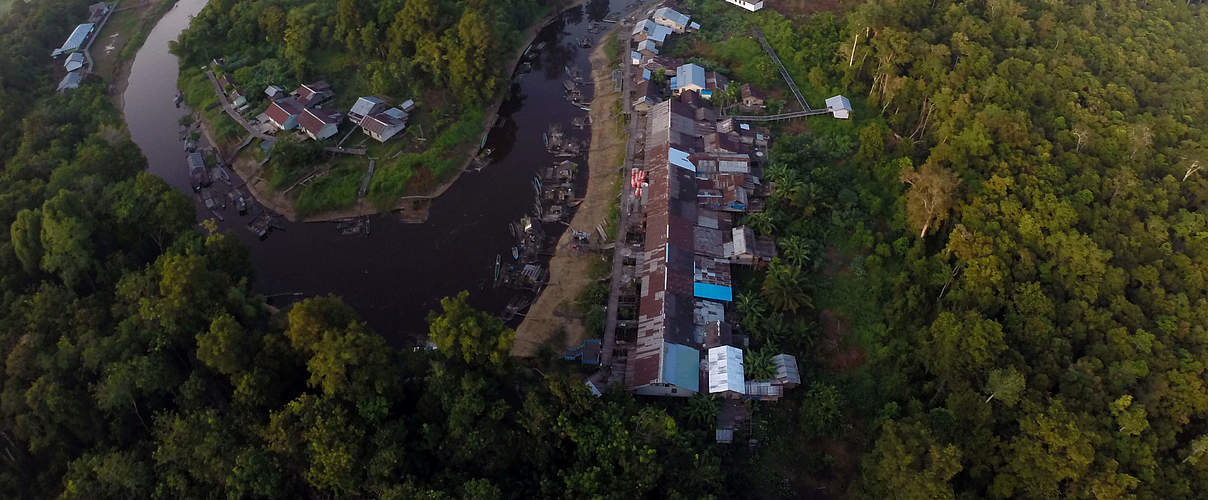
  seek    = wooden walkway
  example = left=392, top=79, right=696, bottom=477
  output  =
left=205, top=70, right=271, bottom=140
left=727, top=108, right=833, bottom=122
left=752, top=25, right=810, bottom=112
left=358, top=159, right=376, bottom=198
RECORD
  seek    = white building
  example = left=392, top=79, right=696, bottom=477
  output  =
left=724, top=0, right=764, bottom=11
left=825, top=95, right=853, bottom=119
left=708, top=346, right=745, bottom=398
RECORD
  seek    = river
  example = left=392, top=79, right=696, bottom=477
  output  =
left=123, top=0, right=626, bottom=344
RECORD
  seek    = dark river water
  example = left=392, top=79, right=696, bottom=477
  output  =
left=124, top=0, right=625, bottom=344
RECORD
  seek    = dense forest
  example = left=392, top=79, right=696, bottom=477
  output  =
left=0, top=1, right=737, bottom=498
left=3, top=0, right=1208, bottom=498
left=689, top=0, right=1208, bottom=496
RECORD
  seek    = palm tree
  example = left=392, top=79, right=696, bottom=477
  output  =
left=778, top=235, right=813, bottom=269
left=744, top=348, right=776, bottom=380
left=762, top=259, right=811, bottom=313
left=735, top=291, right=768, bottom=333
left=744, top=211, right=776, bottom=236
left=683, top=394, right=718, bottom=427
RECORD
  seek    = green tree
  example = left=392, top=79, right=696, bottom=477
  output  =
left=10, top=208, right=42, bottom=275
left=427, top=291, right=514, bottom=368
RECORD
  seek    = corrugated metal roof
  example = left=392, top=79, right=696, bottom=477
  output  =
left=53, top=24, right=93, bottom=56
left=676, top=63, right=707, bottom=90
left=349, top=96, right=384, bottom=118
left=57, top=71, right=82, bottom=92
left=773, top=354, right=801, bottom=385
left=654, top=7, right=691, bottom=28
left=663, top=343, right=700, bottom=392
left=708, top=346, right=745, bottom=394
left=825, top=95, right=852, bottom=111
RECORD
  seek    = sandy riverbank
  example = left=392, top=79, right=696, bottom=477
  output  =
left=512, top=29, right=626, bottom=357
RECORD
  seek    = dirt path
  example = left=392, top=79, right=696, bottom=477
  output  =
left=512, top=31, right=625, bottom=357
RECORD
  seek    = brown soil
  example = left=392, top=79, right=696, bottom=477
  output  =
left=512, top=29, right=625, bottom=357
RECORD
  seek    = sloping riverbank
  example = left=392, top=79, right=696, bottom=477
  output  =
left=513, top=28, right=627, bottom=356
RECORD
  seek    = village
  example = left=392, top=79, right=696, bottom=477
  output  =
left=49, top=2, right=114, bottom=93
left=554, top=0, right=852, bottom=443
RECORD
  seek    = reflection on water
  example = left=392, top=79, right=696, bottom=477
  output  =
left=124, top=0, right=623, bottom=344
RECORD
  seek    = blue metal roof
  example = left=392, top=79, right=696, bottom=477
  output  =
left=694, top=282, right=733, bottom=302
left=53, top=24, right=94, bottom=56
left=663, top=343, right=699, bottom=392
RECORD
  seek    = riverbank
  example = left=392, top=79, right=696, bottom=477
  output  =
left=512, top=28, right=626, bottom=357
left=98, top=0, right=178, bottom=109
left=190, top=0, right=588, bottom=224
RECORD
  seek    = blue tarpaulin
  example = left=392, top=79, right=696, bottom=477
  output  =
left=694, top=282, right=733, bottom=302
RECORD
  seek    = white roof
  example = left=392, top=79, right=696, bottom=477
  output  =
left=825, top=95, right=853, bottom=111
left=708, top=346, right=745, bottom=394
left=638, top=40, right=659, bottom=54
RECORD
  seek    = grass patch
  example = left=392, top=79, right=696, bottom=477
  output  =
left=295, top=163, right=364, bottom=216
left=178, top=66, right=243, bottom=143
left=367, top=107, right=484, bottom=207
left=119, top=0, right=176, bottom=61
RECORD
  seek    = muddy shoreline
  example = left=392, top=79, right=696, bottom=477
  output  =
left=513, top=26, right=626, bottom=356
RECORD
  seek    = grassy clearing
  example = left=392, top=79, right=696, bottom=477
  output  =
left=367, top=107, right=484, bottom=207
left=295, top=162, right=364, bottom=217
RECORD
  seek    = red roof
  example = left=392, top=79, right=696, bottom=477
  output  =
left=298, top=108, right=339, bottom=136
left=266, top=98, right=303, bottom=126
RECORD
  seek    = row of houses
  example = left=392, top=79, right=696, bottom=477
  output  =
left=626, top=94, right=793, bottom=400
left=620, top=5, right=797, bottom=402
left=256, top=80, right=414, bottom=143
left=52, top=3, right=111, bottom=93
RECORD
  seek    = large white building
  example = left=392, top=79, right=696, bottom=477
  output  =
left=724, top=0, right=764, bottom=11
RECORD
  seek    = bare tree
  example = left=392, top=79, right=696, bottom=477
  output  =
left=901, top=163, right=960, bottom=238
left=1184, top=160, right=1202, bottom=181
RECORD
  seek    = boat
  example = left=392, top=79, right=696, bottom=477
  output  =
left=512, top=247, right=519, bottom=260
left=493, top=254, right=502, bottom=282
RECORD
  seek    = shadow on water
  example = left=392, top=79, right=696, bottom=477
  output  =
left=124, top=0, right=626, bottom=345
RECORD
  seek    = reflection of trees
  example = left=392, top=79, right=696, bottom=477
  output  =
left=562, top=5, right=584, bottom=25
left=586, top=0, right=609, bottom=22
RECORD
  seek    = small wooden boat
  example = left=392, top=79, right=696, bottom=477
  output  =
left=493, top=254, right=502, bottom=282
left=512, top=247, right=519, bottom=260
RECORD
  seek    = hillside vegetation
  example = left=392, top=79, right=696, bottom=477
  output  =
left=715, top=0, right=1208, bottom=496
